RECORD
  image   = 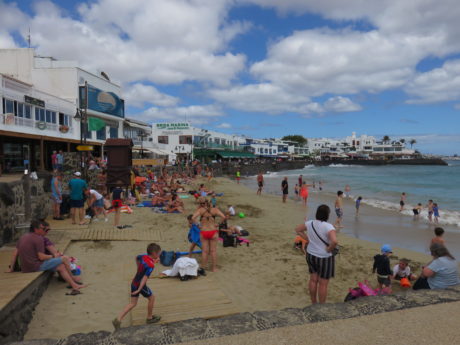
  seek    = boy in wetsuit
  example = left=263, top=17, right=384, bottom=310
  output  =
left=373, top=244, right=393, bottom=290
left=112, top=243, right=162, bottom=330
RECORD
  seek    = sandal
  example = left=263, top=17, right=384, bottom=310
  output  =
left=65, top=289, right=82, bottom=296
left=146, top=315, right=161, bottom=324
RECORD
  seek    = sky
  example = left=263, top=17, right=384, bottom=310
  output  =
left=1, top=0, right=459, bottom=155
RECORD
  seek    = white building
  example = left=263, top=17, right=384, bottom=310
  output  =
left=0, top=48, right=126, bottom=170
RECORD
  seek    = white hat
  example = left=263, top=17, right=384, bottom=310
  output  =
left=74, top=172, right=82, bottom=176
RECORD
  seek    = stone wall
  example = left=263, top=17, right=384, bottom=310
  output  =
left=7, top=285, right=460, bottom=345
left=0, top=174, right=51, bottom=247
left=0, top=273, right=51, bottom=345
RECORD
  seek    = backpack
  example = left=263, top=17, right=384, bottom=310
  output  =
left=160, top=251, right=176, bottom=266
left=223, top=234, right=237, bottom=247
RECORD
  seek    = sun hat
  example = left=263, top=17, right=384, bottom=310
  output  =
left=381, top=244, right=393, bottom=253
left=74, top=172, right=81, bottom=176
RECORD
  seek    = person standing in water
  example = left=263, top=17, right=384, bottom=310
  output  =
left=281, top=177, right=289, bottom=203
left=256, top=172, right=264, bottom=196
left=399, top=192, right=406, bottom=212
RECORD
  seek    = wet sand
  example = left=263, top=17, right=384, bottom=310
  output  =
left=25, top=176, right=457, bottom=339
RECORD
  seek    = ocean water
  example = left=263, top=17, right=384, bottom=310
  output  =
left=242, top=160, right=460, bottom=228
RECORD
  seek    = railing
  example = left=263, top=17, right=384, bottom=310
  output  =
left=1, top=113, right=74, bottom=135
left=194, top=142, right=244, bottom=151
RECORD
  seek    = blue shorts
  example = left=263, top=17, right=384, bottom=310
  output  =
left=131, top=284, right=153, bottom=298
left=40, top=257, right=63, bottom=272
left=70, top=199, right=84, bottom=208
left=335, top=208, right=343, bottom=218
left=94, top=198, right=104, bottom=207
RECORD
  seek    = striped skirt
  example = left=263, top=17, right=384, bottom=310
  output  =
left=306, top=253, right=335, bottom=279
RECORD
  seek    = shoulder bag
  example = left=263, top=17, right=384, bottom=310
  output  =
left=311, top=221, right=340, bottom=256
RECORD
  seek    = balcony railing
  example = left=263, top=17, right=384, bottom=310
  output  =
left=1, top=113, right=74, bottom=135
left=194, top=142, right=244, bottom=151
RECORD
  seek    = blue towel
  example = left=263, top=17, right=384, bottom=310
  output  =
left=188, top=224, right=202, bottom=248
left=215, top=193, right=224, bottom=196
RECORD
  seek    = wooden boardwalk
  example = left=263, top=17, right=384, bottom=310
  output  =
left=130, top=276, right=240, bottom=326
left=79, top=228, right=163, bottom=241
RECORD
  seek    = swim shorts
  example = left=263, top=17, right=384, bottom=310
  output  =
left=258, top=181, right=264, bottom=188
left=413, top=209, right=419, bottom=215
left=112, top=199, right=122, bottom=208
left=377, top=276, right=391, bottom=287
left=131, top=284, right=153, bottom=298
left=335, top=208, right=343, bottom=218
left=70, top=199, right=84, bottom=208
left=400, top=201, right=405, bottom=206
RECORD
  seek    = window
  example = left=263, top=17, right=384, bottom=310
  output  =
left=45, top=110, right=56, bottom=123
left=96, top=127, right=106, bottom=140
left=221, top=139, right=226, bottom=145
left=25, top=104, right=31, bottom=119
left=264, top=148, right=268, bottom=153
left=214, top=138, right=220, bottom=144
left=4, top=98, right=14, bottom=114
left=110, top=127, right=118, bottom=138
left=35, top=107, right=45, bottom=121
left=179, top=135, right=192, bottom=144
left=158, top=136, right=168, bottom=144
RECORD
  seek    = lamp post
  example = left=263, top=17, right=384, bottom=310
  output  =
left=74, top=81, right=88, bottom=177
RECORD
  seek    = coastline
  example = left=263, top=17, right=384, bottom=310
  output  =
left=24, top=176, right=450, bottom=340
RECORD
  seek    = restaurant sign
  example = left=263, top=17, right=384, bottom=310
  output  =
left=156, top=123, right=190, bottom=130
left=24, top=95, right=45, bottom=108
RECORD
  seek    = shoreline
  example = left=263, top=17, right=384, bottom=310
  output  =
left=240, top=175, right=460, bottom=258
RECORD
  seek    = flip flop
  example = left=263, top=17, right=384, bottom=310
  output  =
left=65, top=289, right=82, bottom=296
left=146, top=315, right=161, bottom=324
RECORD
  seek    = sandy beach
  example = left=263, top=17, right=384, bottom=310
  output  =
left=25, top=176, right=455, bottom=340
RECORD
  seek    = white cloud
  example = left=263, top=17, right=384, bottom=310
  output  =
left=137, top=104, right=224, bottom=125
left=323, top=96, right=361, bottom=112
left=17, top=0, right=247, bottom=87
left=124, top=83, right=179, bottom=108
left=217, top=122, right=232, bottom=128
left=405, top=59, right=460, bottom=104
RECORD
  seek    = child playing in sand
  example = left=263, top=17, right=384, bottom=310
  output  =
left=392, top=258, right=417, bottom=282
left=355, top=196, right=362, bottom=216
left=431, top=227, right=445, bottom=246
left=294, top=235, right=308, bottom=255
left=373, top=244, right=393, bottom=289
left=112, top=243, right=162, bottom=330
left=433, top=203, right=440, bottom=223
left=227, top=205, right=235, bottom=217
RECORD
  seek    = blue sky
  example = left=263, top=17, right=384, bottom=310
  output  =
left=1, top=0, right=460, bottom=154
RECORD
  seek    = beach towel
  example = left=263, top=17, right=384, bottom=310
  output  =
left=188, top=224, right=202, bottom=248
left=162, top=257, right=199, bottom=277
left=107, top=205, right=133, bottom=214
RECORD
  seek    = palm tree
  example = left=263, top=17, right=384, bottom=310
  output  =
left=399, top=138, right=405, bottom=144
left=382, top=135, right=390, bottom=144
left=409, top=139, right=416, bottom=148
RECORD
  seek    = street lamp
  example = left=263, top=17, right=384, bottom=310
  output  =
left=74, top=81, right=88, bottom=176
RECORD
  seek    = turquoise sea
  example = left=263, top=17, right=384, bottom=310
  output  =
left=245, top=160, right=460, bottom=228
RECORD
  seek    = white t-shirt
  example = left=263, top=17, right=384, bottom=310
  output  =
left=393, top=264, right=411, bottom=278
left=306, top=220, right=335, bottom=258
left=89, top=189, right=103, bottom=200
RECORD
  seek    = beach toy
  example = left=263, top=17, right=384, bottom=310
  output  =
left=400, top=277, right=411, bottom=288
left=238, top=212, right=245, bottom=218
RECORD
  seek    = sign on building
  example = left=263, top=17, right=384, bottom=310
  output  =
left=156, top=123, right=190, bottom=130
left=79, top=84, right=125, bottom=118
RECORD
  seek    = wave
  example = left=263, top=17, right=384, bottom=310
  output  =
left=327, top=164, right=364, bottom=168
left=362, top=199, right=460, bottom=228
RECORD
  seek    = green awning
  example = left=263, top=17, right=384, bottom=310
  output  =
left=217, top=151, right=255, bottom=159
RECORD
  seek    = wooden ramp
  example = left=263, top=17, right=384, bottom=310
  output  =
left=130, top=276, right=240, bottom=325
left=79, top=228, right=163, bottom=241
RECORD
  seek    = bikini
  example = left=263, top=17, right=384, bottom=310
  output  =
left=200, top=209, right=218, bottom=240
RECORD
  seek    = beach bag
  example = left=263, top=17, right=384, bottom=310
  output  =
left=223, top=234, right=237, bottom=247
left=160, top=251, right=176, bottom=266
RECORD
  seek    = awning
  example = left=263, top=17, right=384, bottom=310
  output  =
left=217, top=151, right=255, bottom=159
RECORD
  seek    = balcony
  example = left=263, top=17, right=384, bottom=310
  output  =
left=1, top=113, right=74, bottom=135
